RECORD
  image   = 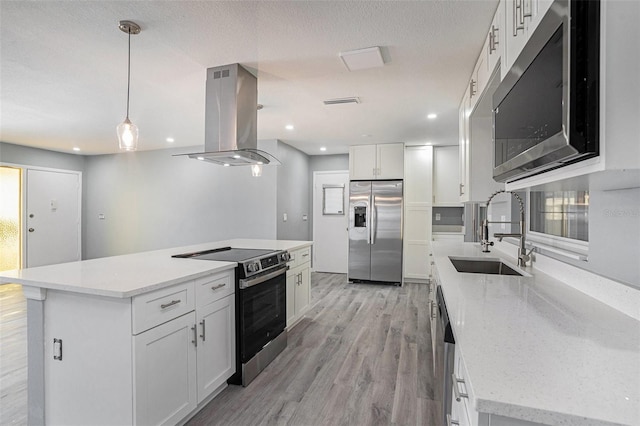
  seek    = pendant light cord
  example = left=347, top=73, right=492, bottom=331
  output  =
left=126, top=28, right=131, bottom=119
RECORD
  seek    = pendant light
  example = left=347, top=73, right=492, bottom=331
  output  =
left=116, top=20, right=141, bottom=151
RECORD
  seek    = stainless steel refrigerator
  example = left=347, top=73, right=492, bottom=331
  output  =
left=348, top=180, right=403, bottom=284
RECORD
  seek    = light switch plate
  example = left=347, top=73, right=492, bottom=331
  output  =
left=283, top=213, right=287, bottom=222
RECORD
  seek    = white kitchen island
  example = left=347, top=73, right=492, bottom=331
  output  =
left=432, top=242, right=640, bottom=426
left=0, top=239, right=312, bottom=426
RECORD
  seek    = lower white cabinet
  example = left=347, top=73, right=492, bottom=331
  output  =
left=286, top=246, right=311, bottom=328
left=42, top=269, right=235, bottom=426
left=134, top=312, right=197, bottom=426
left=196, top=295, right=235, bottom=403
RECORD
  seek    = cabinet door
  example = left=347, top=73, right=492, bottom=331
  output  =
left=458, top=89, right=470, bottom=202
left=487, top=5, right=502, bottom=75
left=377, top=143, right=405, bottom=179
left=134, top=312, right=197, bottom=426
left=196, top=295, right=235, bottom=403
left=295, top=266, right=311, bottom=316
left=502, top=0, right=530, bottom=76
left=434, top=146, right=460, bottom=205
left=286, top=268, right=297, bottom=327
left=349, top=145, right=377, bottom=180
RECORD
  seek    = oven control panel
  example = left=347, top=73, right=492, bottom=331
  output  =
left=241, top=250, right=290, bottom=278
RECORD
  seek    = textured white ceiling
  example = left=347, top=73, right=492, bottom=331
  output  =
left=0, top=0, right=498, bottom=156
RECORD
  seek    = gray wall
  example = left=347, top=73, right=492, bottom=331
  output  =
left=0, top=142, right=85, bottom=172
left=309, top=154, right=349, bottom=173
left=276, top=141, right=311, bottom=240
left=83, top=144, right=278, bottom=259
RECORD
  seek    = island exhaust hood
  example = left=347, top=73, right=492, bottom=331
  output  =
left=181, top=63, right=279, bottom=166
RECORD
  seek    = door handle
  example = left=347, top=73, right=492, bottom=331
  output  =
left=29, top=228, right=35, bottom=233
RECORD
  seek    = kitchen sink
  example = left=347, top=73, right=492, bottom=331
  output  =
left=448, top=256, right=523, bottom=276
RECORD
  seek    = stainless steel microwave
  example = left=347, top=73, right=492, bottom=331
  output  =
left=492, top=0, right=600, bottom=183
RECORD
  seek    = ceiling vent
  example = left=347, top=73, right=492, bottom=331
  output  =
left=323, top=97, right=361, bottom=106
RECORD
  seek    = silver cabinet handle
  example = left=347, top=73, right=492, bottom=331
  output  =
left=489, top=25, right=499, bottom=53
left=469, top=79, right=477, bottom=98
left=302, top=253, right=309, bottom=258
left=459, top=183, right=465, bottom=196
left=430, top=301, right=437, bottom=319
left=452, top=373, right=469, bottom=401
left=53, top=338, right=63, bottom=361
left=160, top=299, right=181, bottom=309
left=211, top=283, right=226, bottom=291
left=191, top=325, right=197, bottom=347
left=447, top=414, right=460, bottom=426
left=199, top=319, right=206, bottom=341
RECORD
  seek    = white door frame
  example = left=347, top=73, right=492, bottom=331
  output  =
left=1, top=162, right=82, bottom=266
left=312, top=170, right=349, bottom=273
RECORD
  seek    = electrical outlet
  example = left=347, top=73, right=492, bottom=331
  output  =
left=283, top=213, right=287, bottom=222
left=435, top=213, right=441, bottom=221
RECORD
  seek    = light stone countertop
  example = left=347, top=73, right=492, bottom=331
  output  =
left=432, top=241, right=640, bottom=426
left=0, top=239, right=312, bottom=299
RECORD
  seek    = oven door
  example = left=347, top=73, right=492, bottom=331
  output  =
left=238, top=266, right=287, bottom=363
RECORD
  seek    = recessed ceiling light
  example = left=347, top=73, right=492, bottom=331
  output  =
left=320, top=147, right=327, bottom=151
left=361, top=134, right=371, bottom=138
left=233, top=154, right=241, bottom=159
left=166, top=137, right=175, bottom=143
left=72, top=147, right=80, bottom=152
left=196, top=157, right=205, bottom=161
left=285, top=124, right=294, bottom=130
left=427, top=113, right=437, bottom=119
left=223, top=163, right=230, bottom=167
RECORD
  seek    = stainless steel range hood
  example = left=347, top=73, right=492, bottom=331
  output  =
left=181, top=63, right=279, bottom=166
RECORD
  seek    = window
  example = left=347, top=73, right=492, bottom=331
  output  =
left=529, top=190, right=589, bottom=242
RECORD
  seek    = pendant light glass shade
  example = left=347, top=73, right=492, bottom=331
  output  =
left=117, top=21, right=141, bottom=151
left=117, top=117, right=139, bottom=151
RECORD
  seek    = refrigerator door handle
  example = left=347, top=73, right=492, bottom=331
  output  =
left=367, top=195, right=372, bottom=244
left=371, top=194, right=377, bottom=245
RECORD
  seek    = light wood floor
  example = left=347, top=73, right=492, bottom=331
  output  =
left=0, top=284, right=28, bottom=426
left=188, top=273, right=441, bottom=426
left=0, top=274, right=441, bottom=426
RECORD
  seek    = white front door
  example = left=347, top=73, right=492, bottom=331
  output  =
left=312, top=171, right=349, bottom=273
left=26, top=169, right=81, bottom=267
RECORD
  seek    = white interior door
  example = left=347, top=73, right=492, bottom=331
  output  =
left=26, top=169, right=81, bottom=267
left=312, top=171, right=349, bottom=273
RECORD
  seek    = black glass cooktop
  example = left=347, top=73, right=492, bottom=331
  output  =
left=172, top=247, right=276, bottom=263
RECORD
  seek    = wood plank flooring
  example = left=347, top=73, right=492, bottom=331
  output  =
left=0, top=284, right=27, bottom=426
left=0, top=274, right=441, bottom=426
left=188, top=273, right=441, bottom=426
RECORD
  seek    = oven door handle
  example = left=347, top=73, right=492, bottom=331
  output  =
left=239, top=266, right=289, bottom=289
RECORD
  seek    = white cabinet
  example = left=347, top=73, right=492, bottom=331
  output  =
left=403, top=146, right=433, bottom=282
left=134, top=312, right=197, bottom=426
left=195, top=295, right=235, bottom=404
left=286, top=246, right=311, bottom=328
left=501, top=0, right=553, bottom=77
left=433, top=146, right=461, bottom=206
left=42, top=269, right=236, bottom=426
left=349, top=143, right=404, bottom=180
left=458, top=87, right=471, bottom=202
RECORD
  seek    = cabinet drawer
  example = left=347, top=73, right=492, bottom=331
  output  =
left=195, top=270, right=234, bottom=308
left=289, top=247, right=311, bottom=268
left=133, top=282, right=195, bottom=334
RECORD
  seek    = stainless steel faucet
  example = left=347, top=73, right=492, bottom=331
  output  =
left=480, top=190, right=533, bottom=267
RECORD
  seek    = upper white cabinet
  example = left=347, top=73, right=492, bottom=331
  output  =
left=433, top=146, right=461, bottom=206
left=502, top=0, right=553, bottom=77
left=349, top=143, right=404, bottom=180
left=458, top=2, right=505, bottom=202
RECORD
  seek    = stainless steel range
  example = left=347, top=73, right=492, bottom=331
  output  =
left=172, top=247, right=290, bottom=386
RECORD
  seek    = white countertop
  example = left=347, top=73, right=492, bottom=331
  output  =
left=432, top=242, right=640, bottom=426
left=0, top=239, right=312, bottom=299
